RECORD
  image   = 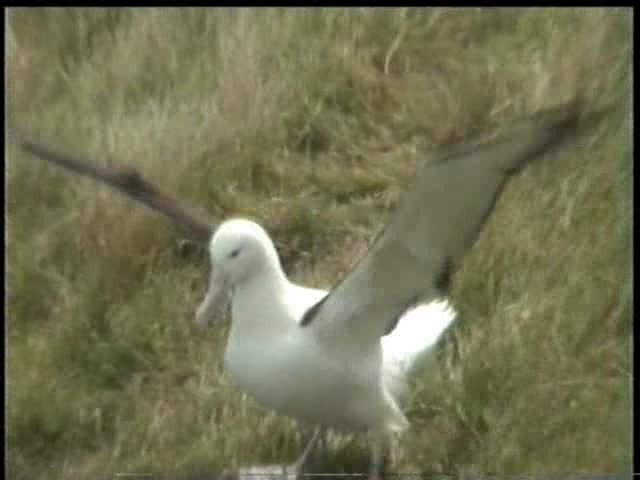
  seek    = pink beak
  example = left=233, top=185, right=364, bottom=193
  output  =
left=195, top=267, right=229, bottom=327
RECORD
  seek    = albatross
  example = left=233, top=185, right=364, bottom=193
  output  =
left=194, top=105, right=581, bottom=478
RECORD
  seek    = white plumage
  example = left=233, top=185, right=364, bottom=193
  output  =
left=197, top=219, right=455, bottom=436
left=195, top=106, right=579, bottom=476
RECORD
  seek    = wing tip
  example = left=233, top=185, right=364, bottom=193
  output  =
left=497, top=98, right=587, bottom=175
left=527, top=93, right=616, bottom=148
left=536, top=97, right=584, bottom=136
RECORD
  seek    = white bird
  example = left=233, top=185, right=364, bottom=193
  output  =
left=195, top=105, right=581, bottom=478
left=197, top=218, right=455, bottom=476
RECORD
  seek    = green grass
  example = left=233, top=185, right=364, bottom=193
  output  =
left=7, top=7, right=631, bottom=479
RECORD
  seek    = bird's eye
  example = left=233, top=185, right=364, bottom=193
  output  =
left=229, top=248, right=240, bottom=259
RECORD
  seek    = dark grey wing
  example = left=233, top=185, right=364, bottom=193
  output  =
left=302, top=103, right=581, bottom=349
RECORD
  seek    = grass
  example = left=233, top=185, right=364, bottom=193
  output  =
left=7, top=7, right=631, bottom=479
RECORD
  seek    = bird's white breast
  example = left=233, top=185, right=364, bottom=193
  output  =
left=223, top=282, right=404, bottom=432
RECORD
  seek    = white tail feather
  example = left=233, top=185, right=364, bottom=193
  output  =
left=381, top=300, right=456, bottom=399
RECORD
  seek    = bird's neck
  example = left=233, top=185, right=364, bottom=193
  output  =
left=230, top=260, right=293, bottom=337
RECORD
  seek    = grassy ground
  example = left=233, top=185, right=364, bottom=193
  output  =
left=7, top=8, right=631, bottom=479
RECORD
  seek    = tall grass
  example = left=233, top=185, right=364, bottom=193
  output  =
left=7, top=7, right=631, bottom=478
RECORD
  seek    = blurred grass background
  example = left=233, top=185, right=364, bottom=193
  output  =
left=6, top=7, right=631, bottom=479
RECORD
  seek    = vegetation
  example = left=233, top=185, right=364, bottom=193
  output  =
left=7, top=7, right=631, bottom=479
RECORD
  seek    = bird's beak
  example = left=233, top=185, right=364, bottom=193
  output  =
left=195, top=266, right=229, bottom=327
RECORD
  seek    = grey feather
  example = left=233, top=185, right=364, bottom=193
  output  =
left=302, top=103, right=582, bottom=347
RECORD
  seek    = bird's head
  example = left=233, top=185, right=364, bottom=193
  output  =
left=195, top=218, right=282, bottom=327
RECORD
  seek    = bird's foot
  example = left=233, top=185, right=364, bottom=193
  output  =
left=284, top=462, right=303, bottom=480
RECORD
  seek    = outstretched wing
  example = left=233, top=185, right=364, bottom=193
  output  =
left=301, top=103, right=582, bottom=349
left=9, top=130, right=214, bottom=243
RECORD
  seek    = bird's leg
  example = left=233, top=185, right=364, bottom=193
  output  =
left=285, top=426, right=324, bottom=479
left=317, top=427, right=327, bottom=462
left=367, top=431, right=389, bottom=480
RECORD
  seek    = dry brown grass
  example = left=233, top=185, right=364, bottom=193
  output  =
left=7, top=7, right=631, bottom=479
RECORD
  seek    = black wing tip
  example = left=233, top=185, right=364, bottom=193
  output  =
left=526, top=95, right=616, bottom=149
left=537, top=98, right=584, bottom=137
left=498, top=99, right=586, bottom=175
